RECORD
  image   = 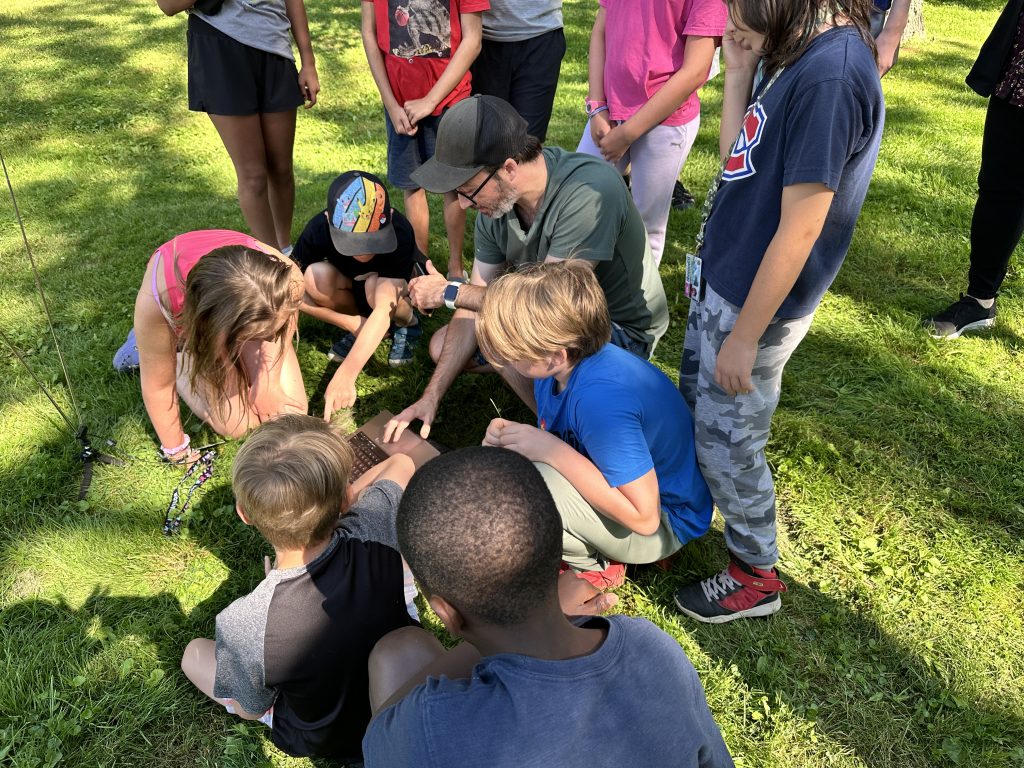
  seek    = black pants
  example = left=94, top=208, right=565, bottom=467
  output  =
left=471, top=28, right=566, bottom=142
left=968, top=95, right=1024, bottom=299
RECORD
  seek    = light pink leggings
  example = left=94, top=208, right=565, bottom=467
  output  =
left=577, top=114, right=699, bottom=266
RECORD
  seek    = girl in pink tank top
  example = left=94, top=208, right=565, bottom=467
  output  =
left=124, top=230, right=308, bottom=461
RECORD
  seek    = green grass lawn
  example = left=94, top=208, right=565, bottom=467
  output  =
left=2, top=0, right=1023, bottom=765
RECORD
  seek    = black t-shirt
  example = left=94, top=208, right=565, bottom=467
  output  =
left=213, top=481, right=417, bottom=760
left=291, top=207, right=422, bottom=282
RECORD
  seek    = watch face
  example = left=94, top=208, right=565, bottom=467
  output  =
left=443, top=283, right=460, bottom=303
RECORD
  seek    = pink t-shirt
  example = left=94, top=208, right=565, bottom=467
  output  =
left=600, top=0, right=727, bottom=126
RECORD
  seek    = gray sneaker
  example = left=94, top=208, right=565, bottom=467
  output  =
left=924, top=294, right=996, bottom=339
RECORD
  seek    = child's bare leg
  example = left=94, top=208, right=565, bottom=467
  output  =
left=175, top=353, right=251, bottom=439
left=427, top=324, right=491, bottom=372
left=260, top=110, right=298, bottom=250
left=207, top=114, right=277, bottom=248
left=181, top=638, right=219, bottom=701
left=443, top=190, right=466, bottom=279
left=302, top=263, right=365, bottom=333
left=367, top=276, right=416, bottom=327
left=558, top=571, right=619, bottom=616
left=368, top=627, right=446, bottom=714
left=403, top=188, right=430, bottom=257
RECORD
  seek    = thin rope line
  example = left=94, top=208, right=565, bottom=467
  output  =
left=1, top=147, right=83, bottom=425
left=0, top=326, right=78, bottom=434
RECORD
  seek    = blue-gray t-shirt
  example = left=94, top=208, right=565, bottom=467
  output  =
left=702, top=26, right=885, bottom=319
left=362, top=615, right=734, bottom=768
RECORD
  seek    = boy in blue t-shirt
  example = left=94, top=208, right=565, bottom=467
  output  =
left=477, top=261, right=713, bottom=612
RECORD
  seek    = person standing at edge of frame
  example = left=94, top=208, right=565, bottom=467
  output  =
left=154, top=0, right=320, bottom=256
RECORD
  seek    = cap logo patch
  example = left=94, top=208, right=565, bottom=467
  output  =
left=331, top=177, right=387, bottom=234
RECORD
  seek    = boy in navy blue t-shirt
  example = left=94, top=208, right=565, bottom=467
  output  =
left=674, top=0, right=884, bottom=623
left=362, top=446, right=733, bottom=768
left=476, top=261, right=713, bottom=613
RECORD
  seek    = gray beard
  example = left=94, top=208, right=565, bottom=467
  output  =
left=489, top=191, right=517, bottom=218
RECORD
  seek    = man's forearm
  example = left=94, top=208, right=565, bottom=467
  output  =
left=422, top=309, right=478, bottom=403
left=451, top=283, right=485, bottom=312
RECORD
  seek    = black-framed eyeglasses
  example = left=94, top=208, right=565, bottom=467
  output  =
left=456, top=167, right=499, bottom=206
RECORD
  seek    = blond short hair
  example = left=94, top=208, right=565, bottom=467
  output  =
left=232, top=414, right=353, bottom=550
left=477, top=261, right=611, bottom=367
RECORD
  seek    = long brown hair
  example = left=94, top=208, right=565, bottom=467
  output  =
left=178, top=245, right=300, bottom=421
left=728, top=0, right=876, bottom=75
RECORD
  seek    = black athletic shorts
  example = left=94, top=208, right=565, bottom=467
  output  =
left=187, top=15, right=304, bottom=115
left=470, top=28, right=566, bottom=143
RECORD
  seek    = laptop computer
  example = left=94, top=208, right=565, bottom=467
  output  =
left=346, top=410, right=440, bottom=479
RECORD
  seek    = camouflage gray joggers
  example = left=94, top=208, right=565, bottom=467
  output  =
left=678, top=285, right=814, bottom=569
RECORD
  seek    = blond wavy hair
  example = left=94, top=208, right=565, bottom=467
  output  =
left=232, top=414, right=353, bottom=550
left=477, top=260, right=611, bottom=367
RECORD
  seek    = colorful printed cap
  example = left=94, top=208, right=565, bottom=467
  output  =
left=326, top=171, right=397, bottom=256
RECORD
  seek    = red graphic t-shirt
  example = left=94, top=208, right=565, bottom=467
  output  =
left=369, top=0, right=490, bottom=115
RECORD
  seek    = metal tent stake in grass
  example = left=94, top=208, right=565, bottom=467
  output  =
left=1, top=149, right=124, bottom=500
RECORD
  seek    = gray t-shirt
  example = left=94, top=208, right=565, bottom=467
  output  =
left=474, top=146, right=669, bottom=353
left=213, top=480, right=415, bottom=759
left=482, top=0, right=562, bottom=42
left=363, top=615, right=734, bottom=767
left=191, top=0, right=294, bottom=60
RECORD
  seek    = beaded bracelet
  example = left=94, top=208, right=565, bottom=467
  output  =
left=160, top=434, right=191, bottom=458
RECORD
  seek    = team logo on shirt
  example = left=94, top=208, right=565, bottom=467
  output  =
left=723, top=103, right=767, bottom=182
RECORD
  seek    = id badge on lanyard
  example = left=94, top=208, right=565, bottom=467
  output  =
left=684, top=253, right=703, bottom=301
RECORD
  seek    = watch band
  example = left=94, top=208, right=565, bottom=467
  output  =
left=443, top=281, right=461, bottom=310
left=585, top=97, right=608, bottom=119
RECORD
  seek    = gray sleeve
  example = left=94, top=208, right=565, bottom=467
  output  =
left=212, top=582, right=279, bottom=715
left=336, top=479, right=403, bottom=550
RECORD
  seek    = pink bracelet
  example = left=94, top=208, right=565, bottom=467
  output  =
left=161, top=434, right=191, bottom=457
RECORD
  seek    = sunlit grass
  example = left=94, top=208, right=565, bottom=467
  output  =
left=1, top=0, right=1022, bottom=766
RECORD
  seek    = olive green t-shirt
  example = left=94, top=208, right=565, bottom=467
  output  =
left=474, top=147, right=669, bottom=353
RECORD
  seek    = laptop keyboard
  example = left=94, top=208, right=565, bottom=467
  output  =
left=347, top=431, right=391, bottom=479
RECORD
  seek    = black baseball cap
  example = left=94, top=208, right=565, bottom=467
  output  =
left=411, top=95, right=531, bottom=193
left=326, top=171, right=397, bottom=255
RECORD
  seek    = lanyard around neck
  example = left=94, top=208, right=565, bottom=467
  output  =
left=693, top=65, right=786, bottom=257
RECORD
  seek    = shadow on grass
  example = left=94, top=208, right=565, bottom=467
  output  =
left=0, top=462, right=363, bottom=766
left=637, top=533, right=1024, bottom=768
left=779, top=328, right=1024, bottom=542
